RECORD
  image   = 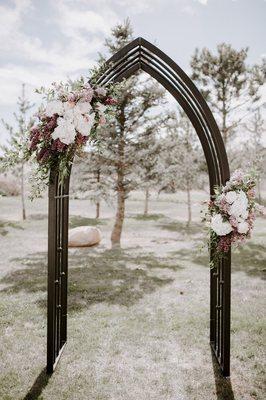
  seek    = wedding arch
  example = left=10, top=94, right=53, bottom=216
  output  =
left=46, top=37, right=231, bottom=376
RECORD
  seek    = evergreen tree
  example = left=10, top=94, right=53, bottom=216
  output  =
left=100, top=20, right=167, bottom=247
left=190, top=44, right=265, bottom=146
left=136, top=124, right=161, bottom=216
left=134, top=93, right=170, bottom=216
left=159, top=112, right=202, bottom=227
left=245, top=108, right=265, bottom=202
left=71, top=145, right=113, bottom=218
left=1, top=84, right=33, bottom=220
left=231, top=107, right=265, bottom=203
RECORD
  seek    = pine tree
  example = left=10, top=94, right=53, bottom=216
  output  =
left=159, top=112, right=202, bottom=227
left=101, top=20, right=167, bottom=247
left=190, top=44, right=265, bottom=147
left=136, top=125, right=161, bottom=216
left=135, top=107, right=171, bottom=216
left=1, top=84, right=33, bottom=220
left=71, top=140, right=113, bottom=219
left=242, top=107, right=265, bottom=202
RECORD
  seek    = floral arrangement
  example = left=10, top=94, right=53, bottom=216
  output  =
left=202, top=170, right=261, bottom=267
left=30, top=77, right=118, bottom=194
left=2, top=74, right=119, bottom=198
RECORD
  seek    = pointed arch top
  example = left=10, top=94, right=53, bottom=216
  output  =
left=96, top=37, right=230, bottom=192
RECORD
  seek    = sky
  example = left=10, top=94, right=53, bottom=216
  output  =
left=0, top=0, right=265, bottom=143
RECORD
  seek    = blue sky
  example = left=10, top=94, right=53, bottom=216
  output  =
left=0, top=0, right=265, bottom=143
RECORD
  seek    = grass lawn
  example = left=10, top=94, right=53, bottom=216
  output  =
left=0, top=190, right=265, bottom=400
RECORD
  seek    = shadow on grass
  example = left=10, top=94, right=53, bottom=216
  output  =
left=129, top=213, right=165, bottom=221
left=0, top=248, right=181, bottom=312
left=23, top=368, right=50, bottom=400
left=69, top=215, right=107, bottom=228
left=0, top=219, right=24, bottom=236
left=188, top=242, right=266, bottom=279
left=211, top=351, right=235, bottom=400
left=28, top=213, right=47, bottom=221
left=158, top=220, right=203, bottom=235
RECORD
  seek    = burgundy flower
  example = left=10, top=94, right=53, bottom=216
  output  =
left=51, top=138, right=67, bottom=152
left=37, top=147, right=51, bottom=163
left=47, top=115, right=58, bottom=131
left=29, top=130, right=41, bottom=151
left=105, top=97, right=117, bottom=105
left=217, top=235, right=232, bottom=253
left=75, top=132, right=88, bottom=145
left=30, top=139, right=38, bottom=151
left=30, top=127, right=40, bottom=140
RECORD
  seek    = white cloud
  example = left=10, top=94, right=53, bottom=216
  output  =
left=195, top=0, right=208, bottom=5
left=0, top=1, right=110, bottom=73
left=112, top=0, right=160, bottom=13
left=182, top=5, right=196, bottom=15
left=0, top=0, right=122, bottom=108
left=54, top=0, right=117, bottom=37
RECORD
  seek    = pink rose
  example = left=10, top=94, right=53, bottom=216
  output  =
left=229, top=216, right=238, bottom=228
left=67, top=93, right=76, bottom=102
left=247, top=188, right=255, bottom=199
left=99, top=115, right=106, bottom=125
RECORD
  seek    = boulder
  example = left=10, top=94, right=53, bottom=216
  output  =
left=68, top=226, right=101, bottom=247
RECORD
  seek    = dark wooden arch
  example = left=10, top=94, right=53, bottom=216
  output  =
left=47, top=37, right=231, bottom=377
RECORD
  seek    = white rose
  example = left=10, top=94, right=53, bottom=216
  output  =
left=63, top=101, right=75, bottom=113
left=225, top=191, right=237, bottom=204
left=229, top=190, right=248, bottom=218
left=64, top=107, right=75, bottom=121
left=211, top=214, right=233, bottom=236
left=237, top=221, right=249, bottom=234
left=238, top=190, right=248, bottom=204
left=52, top=117, right=76, bottom=145
left=46, top=100, right=64, bottom=117
left=75, top=113, right=95, bottom=136
left=75, top=101, right=92, bottom=115
left=237, top=210, right=248, bottom=221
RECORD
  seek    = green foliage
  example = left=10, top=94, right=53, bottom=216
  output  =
left=0, top=219, right=24, bottom=236
left=0, top=84, right=34, bottom=218
left=131, top=213, right=165, bottom=221
left=0, top=84, right=34, bottom=172
left=69, top=215, right=107, bottom=228
left=159, top=112, right=203, bottom=192
left=83, top=19, right=169, bottom=243
left=104, top=18, right=133, bottom=55
left=190, top=43, right=266, bottom=145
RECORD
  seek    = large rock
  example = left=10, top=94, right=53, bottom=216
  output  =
left=68, top=226, right=101, bottom=247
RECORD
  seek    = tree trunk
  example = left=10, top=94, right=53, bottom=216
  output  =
left=186, top=181, right=191, bottom=228
left=257, top=178, right=262, bottom=204
left=21, top=162, right=26, bottom=220
left=144, top=187, right=149, bottom=216
left=111, top=184, right=125, bottom=248
left=96, top=202, right=100, bottom=219
left=111, top=133, right=125, bottom=248
left=221, top=89, right=228, bottom=147
left=96, top=169, right=100, bottom=218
